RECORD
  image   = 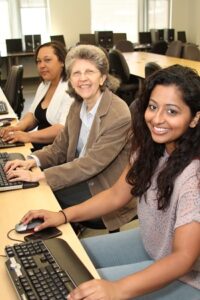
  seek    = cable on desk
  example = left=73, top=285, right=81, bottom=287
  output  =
left=7, top=228, right=24, bottom=243
left=0, top=229, right=24, bottom=257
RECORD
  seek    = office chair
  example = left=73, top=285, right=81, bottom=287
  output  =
left=129, top=62, right=161, bottom=112
left=182, top=44, right=200, bottom=61
left=145, top=62, right=161, bottom=78
left=150, top=41, right=168, bottom=55
left=3, top=65, right=25, bottom=118
left=114, top=40, right=134, bottom=52
left=108, top=49, right=139, bottom=106
left=165, top=40, right=183, bottom=57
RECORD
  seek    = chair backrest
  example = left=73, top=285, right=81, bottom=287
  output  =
left=151, top=41, right=168, bottom=55
left=145, top=62, right=161, bottom=78
left=114, top=40, right=134, bottom=52
left=165, top=40, right=183, bottom=57
left=108, top=49, right=130, bottom=83
left=182, top=44, right=200, bottom=61
left=3, top=65, right=24, bottom=118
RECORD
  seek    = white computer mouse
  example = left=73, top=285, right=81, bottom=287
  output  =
left=15, top=218, right=43, bottom=233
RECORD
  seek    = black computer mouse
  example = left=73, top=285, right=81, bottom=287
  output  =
left=15, top=218, right=43, bottom=233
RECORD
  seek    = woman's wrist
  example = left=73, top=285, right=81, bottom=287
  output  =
left=26, top=158, right=37, bottom=169
left=59, top=210, right=68, bottom=224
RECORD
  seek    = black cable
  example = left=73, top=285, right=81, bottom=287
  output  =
left=0, top=229, right=24, bottom=257
left=7, top=228, right=24, bottom=243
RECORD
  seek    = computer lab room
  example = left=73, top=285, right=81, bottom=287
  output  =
left=0, top=1, right=200, bottom=299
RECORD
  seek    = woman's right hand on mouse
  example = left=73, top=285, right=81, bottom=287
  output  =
left=21, top=209, right=66, bottom=231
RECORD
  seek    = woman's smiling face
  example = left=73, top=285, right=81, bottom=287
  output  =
left=69, top=59, right=106, bottom=103
left=144, top=84, right=196, bottom=154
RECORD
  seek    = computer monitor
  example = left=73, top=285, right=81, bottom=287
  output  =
left=95, top=31, right=113, bottom=50
left=138, top=32, right=152, bottom=45
left=6, top=39, right=23, bottom=53
left=113, top=33, right=127, bottom=45
left=79, top=34, right=96, bottom=45
left=177, top=31, right=186, bottom=43
left=50, top=35, right=66, bottom=46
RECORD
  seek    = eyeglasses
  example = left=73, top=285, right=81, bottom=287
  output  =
left=70, top=69, right=100, bottom=79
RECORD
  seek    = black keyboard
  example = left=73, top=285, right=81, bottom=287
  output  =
left=5, top=238, right=94, bottom=300
left=0, top=137, right=25, bottom=149
left=0, top=152, right=39, bottom=191
left=0, top=100, right=8, bottom=115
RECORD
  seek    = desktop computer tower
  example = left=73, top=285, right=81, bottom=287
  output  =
left=157, top=29, right=164, bottom=41
left=33, top=34, right=41, bottom=50
left=24, top=35, right=33, bottom=52
left=164, top=29, right=175, bottom=42
left=95, top=31, right=113, bottom=50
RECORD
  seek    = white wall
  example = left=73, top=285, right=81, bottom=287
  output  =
left=171, top=0, right=200, bottom=45
left=48, top=0, right=200, bottom=47
left=48, top=0, right=91, bottom=48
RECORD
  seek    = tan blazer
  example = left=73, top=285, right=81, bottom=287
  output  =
left=34, top=88, right=137, bottom=230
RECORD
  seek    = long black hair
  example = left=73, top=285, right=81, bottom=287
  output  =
left=126, top=65, right=200, bottom=210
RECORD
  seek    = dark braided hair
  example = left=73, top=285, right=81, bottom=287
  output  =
left=127, top=64, right=200, bottom=210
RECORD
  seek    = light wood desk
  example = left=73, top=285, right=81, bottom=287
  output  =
left=123, top=51, right=200, bottom=78
left=0, top=94, right=99, bottom=299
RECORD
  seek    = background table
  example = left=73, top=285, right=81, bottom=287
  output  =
left=123, top=51, right=200, bottom=78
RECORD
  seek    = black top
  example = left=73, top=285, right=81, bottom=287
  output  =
left=32, top=99, right=51, bottom=151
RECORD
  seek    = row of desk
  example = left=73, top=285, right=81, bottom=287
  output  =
left=123, top=51, right=200, bottom=78
left=0, top=88, right=99, bottom=299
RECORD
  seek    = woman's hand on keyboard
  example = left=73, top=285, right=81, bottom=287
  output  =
left=21, top=209, right=65, bottom=231
left=5, top=168, right=45, bottom=182
left=4, top=159, right=36, bottom=172
left=0, top=125, right=20, bottom=138
left=1, top=130, right=31, bottom=144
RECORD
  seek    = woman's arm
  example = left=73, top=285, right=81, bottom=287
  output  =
left=116, top=221, right=200, bottom=299
left=25, top=123, right=64, bottom=144
left=20, top=165, right=133, bottom=229
left=1, top=122, right=63, bottom=144
left=68, top=221, right=200, bottom=300
left=64, top=165, right=133, bottom=222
